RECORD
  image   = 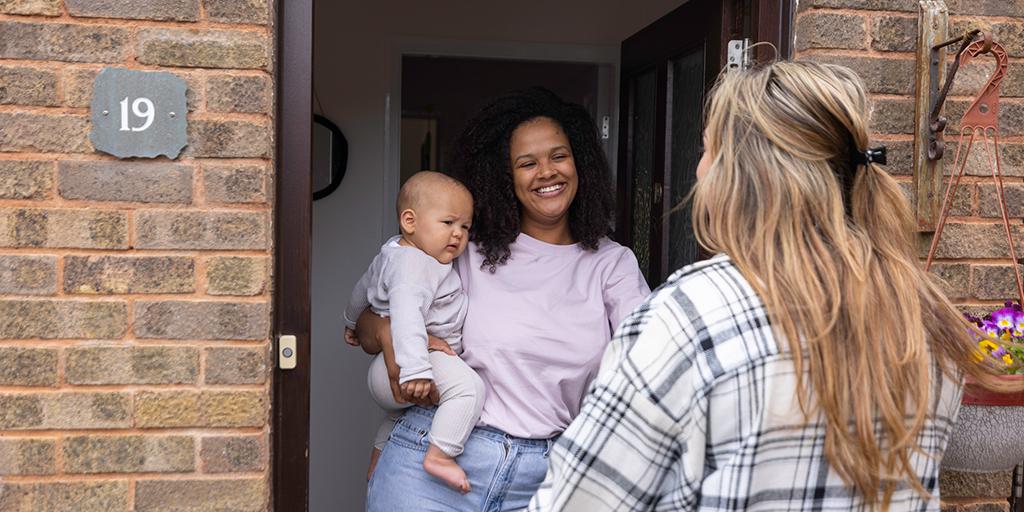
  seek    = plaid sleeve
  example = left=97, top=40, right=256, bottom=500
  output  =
left=529, top=286, right=711, bottom=511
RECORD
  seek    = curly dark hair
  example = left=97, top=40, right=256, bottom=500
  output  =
left=448, top=87, right=615, bottom=271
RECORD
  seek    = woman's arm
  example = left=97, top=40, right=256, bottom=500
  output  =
left=603, top=249, right=652, bottom=330
left=353, top=308, right=447, bottom=406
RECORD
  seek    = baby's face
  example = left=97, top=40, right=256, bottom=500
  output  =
left=407, top=188, right=473, bottom=264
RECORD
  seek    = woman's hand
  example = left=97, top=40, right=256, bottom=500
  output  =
left=427, top=335, right=456, bottom=356
left=401, top=379, right=434, bottom=401
left=355, top=308, right=440, bottom=406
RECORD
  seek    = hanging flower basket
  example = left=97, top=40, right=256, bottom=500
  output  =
left=941, top=375, right=1024, bottom=472
left=941, top=303, right=1024, bottom=472
left=923, top=33, right=1024, bottom=474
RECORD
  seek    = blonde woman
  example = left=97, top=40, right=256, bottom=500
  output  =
left=528, top=61, right=1015, bottom=511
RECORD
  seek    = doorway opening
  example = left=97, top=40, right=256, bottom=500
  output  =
left=285, top=0, right=792, bottom=509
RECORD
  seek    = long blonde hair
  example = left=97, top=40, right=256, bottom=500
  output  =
left=691, top=61, right=1010, bottom=507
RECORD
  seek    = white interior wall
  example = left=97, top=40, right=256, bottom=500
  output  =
left=310, top=2, right=685, bottom=510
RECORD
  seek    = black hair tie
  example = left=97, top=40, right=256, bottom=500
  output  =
left=851, top=145, right=887, bottom=167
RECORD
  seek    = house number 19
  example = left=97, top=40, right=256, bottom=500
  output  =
left=90, top=67, right=188, bottom=158
left=119, top=97, right=155, bottom=132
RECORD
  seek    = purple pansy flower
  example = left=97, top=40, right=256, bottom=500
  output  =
left=992, top=307, right=1016, bottom=331
left=982, top=320, right=1002, bottom=339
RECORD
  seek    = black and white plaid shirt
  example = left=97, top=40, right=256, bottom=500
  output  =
left=529, top=254, right=962, bottom=511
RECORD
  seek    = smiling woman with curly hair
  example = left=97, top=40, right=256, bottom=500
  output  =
left=448, top=87, right=616, bottom=271
left=357, top=87, right=649, bottom=511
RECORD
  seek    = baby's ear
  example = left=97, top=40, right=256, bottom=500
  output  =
left=398, top=208, right=417, bottom=234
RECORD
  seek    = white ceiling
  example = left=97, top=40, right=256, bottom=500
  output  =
left=317, top=0, right=689, bottom=47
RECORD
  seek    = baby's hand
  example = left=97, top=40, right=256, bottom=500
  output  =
left=400, top=379, right=434, bottom=401
left=344, top=327, right=360, bottom=347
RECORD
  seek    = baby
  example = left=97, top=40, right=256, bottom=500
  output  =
left=344, top=171, right=484, bottom=494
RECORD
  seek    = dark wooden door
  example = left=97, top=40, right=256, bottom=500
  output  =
left=615, top=0, right=792, bottom=285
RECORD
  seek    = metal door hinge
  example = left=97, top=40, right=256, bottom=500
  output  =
left=279, top=334, right=297, bottom=370
left=727, top=39, right=751, bottom=72
left=601, top=116, right=611, bottom=139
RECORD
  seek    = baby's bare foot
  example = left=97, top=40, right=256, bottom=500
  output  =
left=423, top=444, right=470, bottom=494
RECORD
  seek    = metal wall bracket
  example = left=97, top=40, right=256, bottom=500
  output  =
left=913, top=0, right=948, bottom=231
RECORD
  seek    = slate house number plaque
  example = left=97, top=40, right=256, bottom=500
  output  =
left=89, top=68, right=188, bottom=159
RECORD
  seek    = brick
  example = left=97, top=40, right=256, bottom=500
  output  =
left=942, top=183, right=974, bottom=217
left=0, top=0, right=61, bottom=15
left=0, top=392, right=130, bottom=429
left=0, top=66, right=59, bottom=106
left=200, top=435, right=265, bottom=472
left=798, top=0, right=916, bottom=10
left=961, top=143, right=1024, bottom=178
left=0, top=21, right=128, bottom=63
left=941, top=468, right=1013, bottom=498
left=871, top=16, right=916, bottom=53
left=0, top=481, right=129, bottom=511
left=940, top=501, right=1010, bottom=512
left=58, top=161, right=193, bottom=204
left=63, top=68, right=98, bottom=108
left=138, top=28, right=269, bottom=69
left=186, top=119, right=272, bottom=158
left=206, top=74, right=270, bottom=113
left=795, top=12, right=867, bottom=51
left=66, top=0, right=199, bottom=21
left=205, top=0, right=270, bottom=24
left=0, top=208, right=128, bottom=249
left=0, top=299, right=127, bottom=339
left=0, top=255, right=56, bottom=295
left=198, top=390, right=266, bottom=427
left=65, top=68, right=201, bottom=110
left=882, top=140, right=913, bottom=176
left=998, top=102, right=1024, bottom=137
left=134, top=300, right=269, bottom=340
left=940, top=139, right=1024, bottom=179
left=0, top=347, right=57, bottom=386
left=0, top=112, right=91, bottom=153
left=0, top=161, right=53, bottom=200
left=920, top=223, right=1024, bottom=259
left=870, top=99, right=914, bottom=134
left=135, top=210, right=268, bottom=250
left=948, top=0, right=1024, bottom=16
left=804, top=54, right=914, bottom=95
left=951, top=20, right=1024, bottom=59
left=978, top=184, right=1024, bottom=218
left=64, top=435, right=194, bottom=473
left=203, top=164, right=268, bottom=204
left=67, top=346, right=198, bottom=385
left=950, top=59, right=1001, bottom=97
left=0, top=438, right=55, bottom=475
left=972, top=265, right=1024, bottom=300
left=930, top=263, right=970, bottom=300
left=0, top=394, right=41, bottom=428
left=135, top=390, right=266, bottom=427
left=64, top=255, right=194, bottom=294
left=135, top=478, right=265, bottom=512
left=206, top=256, right=267, bottom=295
left=205, top=346, right=267, bottom=384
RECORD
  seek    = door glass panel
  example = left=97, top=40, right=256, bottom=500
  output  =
left=630, top=69, right=657, bottom=281
left=667, top=48, right=705, bottom=275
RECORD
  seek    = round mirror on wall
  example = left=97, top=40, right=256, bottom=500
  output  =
left=312, top=114, right=348, bottom=200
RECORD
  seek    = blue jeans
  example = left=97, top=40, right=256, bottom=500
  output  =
left=366, top=406, right=554, bottom=512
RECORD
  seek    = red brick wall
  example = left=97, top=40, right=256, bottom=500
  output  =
left=0, top=0, right=274, bottom=510
left=796, top=2, right=1024, bottom=510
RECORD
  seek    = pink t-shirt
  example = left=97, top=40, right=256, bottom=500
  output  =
left=456, top=233, right=650, bottom=439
